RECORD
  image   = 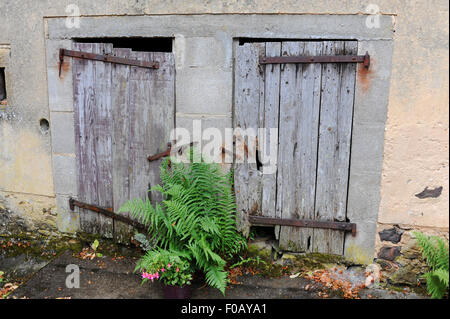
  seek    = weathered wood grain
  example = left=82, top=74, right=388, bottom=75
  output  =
left=128, top=51, right=154, bottom=207
left=233, top=40, right=357, bottom=255
left=111, top=48, right=133, bottom=243
left=73, top=44, right=175, bottom=241
left=278, top=41, right=323, bottom=252
left=233, top=42, right=265, bottom=236
left=261, top=42, right=281, bottom=239
left=93, top=43, right=114, bottom=239
left=129, top=50, right=175, bottom=209
left=73, top=42, right=101, bottom=235
left=145, top=51, right=175, bottom=204
left=313, top=41, right=357, bottom=254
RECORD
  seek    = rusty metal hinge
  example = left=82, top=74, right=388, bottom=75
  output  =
left=58, top=48, right=159, bottom=77
left=69, top=198, right=146, bottom=231
left=248, top=216, right=357, bottom=236
left=259, top=52, right=370, bottom=69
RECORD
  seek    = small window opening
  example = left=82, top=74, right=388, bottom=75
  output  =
left=73, top=37, right=173, bottom=52
left=0, top=68, right=6, bottom=104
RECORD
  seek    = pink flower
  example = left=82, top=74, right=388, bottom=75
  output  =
left=161, top=268, right=165, bottom=272
left=167, top=263, right=171, bottom=268
left=176, top=267, right=179, bottom=273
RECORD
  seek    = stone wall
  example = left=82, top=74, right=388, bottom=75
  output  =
left=0, top=1, right=448, bottom=264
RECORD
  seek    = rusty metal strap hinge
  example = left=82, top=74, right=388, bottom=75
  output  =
left=69, top=198, right=146, bottom=231
left=59, top=48, right=159, bottom=76
left=259, top=52, right=370, bottom=69
left=248, top=216, right=357, bottom=236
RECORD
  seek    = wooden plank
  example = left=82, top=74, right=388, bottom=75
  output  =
left=73, top=42, right=101, bottom=235
left=129, top=51, right=153, bottom=207
left=93, top=43, right=114, bottom=239
left=233, top=42, right=264, bottom=237
left=111, top=48, right=134, bottom=243
left=146, top=51, right=175, bottom=204
left=278, top=41, right=323, bottom=252
left=128, top=50, right=175, bottom=209
left=313, top=41, right=357, bottom=254
left=261, top=42, right=281, bottom=239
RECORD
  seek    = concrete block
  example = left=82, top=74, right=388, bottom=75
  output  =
left=354, top=40, right=394, bottom=124
left=345, top=172, right=382, bottom=264
left=47, top=66, right=74, bottom=112
left=55, top=194, right=80, bottom=233
left=175, top=116, right=232, bottom=163
left=46, top=39, right=74, bottom=112
left=349, top=123, right=385, bottom=174
left=45, top=39, right=72, bottom=68
left=176, top=67, right=232, bottom=114
left=50, top=111, right=75, bottom=154
left=176, top=36, right=232, bottom=71
left=52, top=154, right=77, bottom=195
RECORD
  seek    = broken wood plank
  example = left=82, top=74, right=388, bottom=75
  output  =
left=261, top=42, right=281, bottom=239
left=233, top=42, right=264, bottom=237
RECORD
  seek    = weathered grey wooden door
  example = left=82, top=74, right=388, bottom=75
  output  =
left=234, top=40, right=357, bottom=255
left=72, top=42, right=174, bottom=242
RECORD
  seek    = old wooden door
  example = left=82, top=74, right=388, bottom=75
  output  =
left=234, top=40, right=357, bottom=255
left=72, top=42, right=174, bottom=242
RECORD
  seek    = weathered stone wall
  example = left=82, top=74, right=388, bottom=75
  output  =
left=375, top=226, right=449, bottom=287
left=0, top=1, right=448, bottom=265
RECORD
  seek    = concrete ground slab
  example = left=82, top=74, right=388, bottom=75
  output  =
left=7, top=250, right=426, bottom=299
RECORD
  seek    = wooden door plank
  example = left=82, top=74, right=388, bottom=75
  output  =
left=128, top=50, right=175, bottom=210
left=73, top=42, right=101, bottom=235
left=93, top=43, right=114, bottom=239
left=111, top=48, right=133, bottom=243
left=313, top=41, right=357, bottom=254
left=146, top=51, right=175, bottom=204
left=278, top=41, right=323, bottom=252
left=261, top=42, right=281, bottom=239
left=233, top=42, right=265, bottom=236
left=128, top=51, right=153, bottom=206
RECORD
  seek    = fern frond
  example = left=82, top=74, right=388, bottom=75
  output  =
left=205, top=266, right=228, bottom=295
left=414, top=231, right=449, bottom=299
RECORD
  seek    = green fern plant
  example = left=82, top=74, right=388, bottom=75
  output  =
left=119, top=150, right=247, bottom=295
left=413, top=231, right=449, bottom=299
